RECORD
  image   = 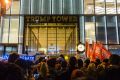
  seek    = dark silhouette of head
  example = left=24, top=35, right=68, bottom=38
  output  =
left=105, top=66, right=120, bottom=80
left=75, top=76, right=96, bottom=80
left=69, top=56, right=77, bottom=66
left=15, top=58, right=28, bottom=73
left=0, top=62, right=25, bottom=80
left=95, top=58, right=101, bottom=66
left=78, top=59, right=83, bottom=68
left=47, top=58, right=56, bottom=68
left=0, top=62, right=6, bottom=80
left=84, top=58, right=90, bottom=68
left=60, top=54, right=65, bottom=59
left=96, top=58, right=101, bottom=64
left=103, top=58, right=109, bottom=63
left=61, top=60, right=67, bottom=68
left=8, top=52, right=19, bottom=63
left=109, top=54, right=120, bottom=65
left=6, top=63, right=25, bottom=80
left=71, top=69, right=85, bottom=80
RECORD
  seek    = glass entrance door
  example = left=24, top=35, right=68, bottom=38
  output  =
left=47, top=26, right=57, bottom=55
left=25, top=23, right=79, bottom=55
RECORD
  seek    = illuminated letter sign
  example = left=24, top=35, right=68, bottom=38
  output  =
left=2, top=55, right=35, bottom=61
left=25, top=15, right=78, bottom=23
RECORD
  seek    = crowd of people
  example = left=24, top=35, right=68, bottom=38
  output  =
left=0, top=53, right=120, bottom=80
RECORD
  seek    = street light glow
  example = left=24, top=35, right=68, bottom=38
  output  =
left=4, top=0, right=12, bottom=10
left=5, top=0, right=9, bottom=4
left=0, top=0, right=12, bottom=15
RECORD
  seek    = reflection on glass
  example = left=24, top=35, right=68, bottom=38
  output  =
left=12, top=47, right=17, bottom=52
left=80, top=16, right=84, bottom=42
left=96, top=16, right=106, bottom=43
left=117, top=0, right=120, bottom=13
left=21, top=0, right=30, bottom=14
left=108, top=45, right=120, bottom=55
left=6, top=8, right=10, bottom=14
left=57, top=27, right=65, bottom=54
left=0, top=19, right=1, bottom=42
left=95, top=0, right=105, bottom=14
left=85, top=16, right=95, bottom=43
left=41, top=0, right=51, bottom=14
left=63, top=0, right=73, bottom=14
left=106, top=16, right=117, bottom=44
left=38, top=28, right=47, bottom=54
left=72, top=0, right=81, bottom=14
left=19, top=16, right=24, bottom=44
left=9, top=17, right=19, bottom=43
left=31, top=0, right=40, bottom=14
left=48, top=28, right=57, bottom=54
left=106, top=0, right=116, bottom=14
left=117, top=16, right=120, bottom=43
left=30, top=31, right=38, bottom=52
left=2, top=18, right=9, bottom=43
left=52, top=0, right=62, bottom=14
left=11, top=0, right=20, bottom=14
left=84, top=0, right=94, bottom=14
left=5, top=46, right=17, bottom=54
left=6, top=47, right=12, bottom=52
left=0, top=46, right=4, bottom=56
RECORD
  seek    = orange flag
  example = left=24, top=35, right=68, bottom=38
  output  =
left=97, top=42, right=111, bottom=59
left=94, top=42, right=111, bottom=61
left=97, top=42, right=105, bottom=61
left=85, top=41, right=91, bottom=58
left=90, top=41, right=96, bottom=62
left=86, top=41, right=111, bottom=61
left=101, top=45, right=111, bottom=59
left=91, top=42, right=105, bottom=61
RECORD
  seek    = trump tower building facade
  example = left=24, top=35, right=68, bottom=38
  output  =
left=0, top=0, right=120, bottom=56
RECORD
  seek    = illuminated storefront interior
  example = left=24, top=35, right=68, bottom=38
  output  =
left=0, top=0, right=120, bottom=55
left=24, top=15, right=79, bottom=55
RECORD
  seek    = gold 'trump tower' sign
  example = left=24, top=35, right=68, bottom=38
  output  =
left=24, top=15, right=78, bottom=23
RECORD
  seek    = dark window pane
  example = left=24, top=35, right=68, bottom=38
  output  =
left=117, top=16, right=120, bottom=44
left=96, top=16, right=106, bottom=43
left=106, top=16, right=117, bottom=44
